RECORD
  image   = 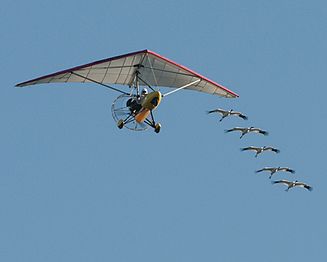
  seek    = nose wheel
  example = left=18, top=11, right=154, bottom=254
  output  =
left=154, top=123, right=161, bottom=133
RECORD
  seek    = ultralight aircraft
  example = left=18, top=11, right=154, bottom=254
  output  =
left=16, top=50, right=238, bottom=133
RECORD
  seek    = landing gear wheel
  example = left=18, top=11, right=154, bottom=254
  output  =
left=117, top=119, right=124, bottom=129
left=154, top=123, right=161, bottom=133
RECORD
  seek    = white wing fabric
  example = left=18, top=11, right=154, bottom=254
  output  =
left=16, top=49, right=238, bottom=98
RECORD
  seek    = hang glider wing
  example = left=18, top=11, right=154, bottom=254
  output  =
left=16, top=49, right=238, bottom=98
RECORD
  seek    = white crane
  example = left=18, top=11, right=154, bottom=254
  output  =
left=255, top=167, right=295, bottom=179
left=207, top=108, right=248, bottom=122
left=241, top=146, right=280, bottom=157
left=272, top=180, right=313, bottom=191
left=225, top=127, right=268, bottom=139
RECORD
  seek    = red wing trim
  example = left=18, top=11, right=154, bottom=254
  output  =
left=146, top=50, right=238, bottom=97
left=15, top=49, right=148, bottom=87
left=16, top=49, right=239, bottom=97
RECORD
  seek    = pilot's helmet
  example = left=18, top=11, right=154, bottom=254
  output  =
left=141, top=88, right=148, bottom=95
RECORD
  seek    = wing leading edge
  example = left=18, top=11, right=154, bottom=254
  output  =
left=16, top=49, right=238, bottom=98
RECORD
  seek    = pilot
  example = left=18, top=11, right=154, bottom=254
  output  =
left=140, top=88, right=148, bottom=100
left=126, top=88, right=148, bottom=114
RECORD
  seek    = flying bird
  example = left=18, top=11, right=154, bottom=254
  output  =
left=207, top=108, right=248, bottom=122
left=241, top=146, right=280, bottom=157
left=255, top=167, right=295, bottom=179
left=225, top=127, right=268, bottom=139
left=272, top=180, right=313, bottom=192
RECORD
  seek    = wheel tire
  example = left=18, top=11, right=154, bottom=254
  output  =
left=154, top=123, right=161, bottom=133
left=117, top=119, right=124, bottom=129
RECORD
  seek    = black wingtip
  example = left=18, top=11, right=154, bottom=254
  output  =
left=240, top=115, right=248, bottom=120
left=306, top=186, right=313, bottom=191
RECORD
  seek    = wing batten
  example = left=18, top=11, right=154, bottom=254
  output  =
left=16, top=49, right=238, bottom=98
left=16, top=49, right=148, bottom=87
left=146, top=50, right=238, bottom=97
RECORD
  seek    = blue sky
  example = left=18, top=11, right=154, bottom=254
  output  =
left=1, top=0, right=327, bottom=261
